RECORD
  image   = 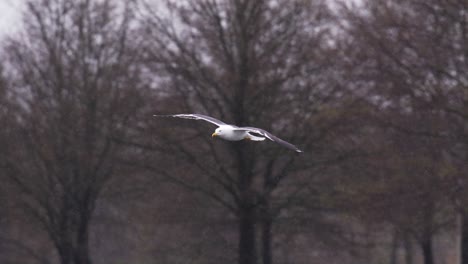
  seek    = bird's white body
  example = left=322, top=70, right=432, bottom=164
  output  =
left=214, top=125, right=265, bottom=141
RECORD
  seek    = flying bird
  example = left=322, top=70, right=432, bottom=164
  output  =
left=154, top=113, right=302, bottom=153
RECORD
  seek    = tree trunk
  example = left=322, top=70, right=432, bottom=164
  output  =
left=73, top=246, right=92, bottom=264
left=421, top=239, right=434, bottom=264
left=234, top=141, right=257, bottom=264
left=238, top=204, right=257, bottom=264
left=461, top=213, right=468, bottom=264
left=57, top=245, right=72, bottom=264
left=56, top=232, right=92, bottom=264
left=73, top=227, right=92, bottom=264
left=390, top=230, right=399, bottom=264
left=73, top=248, right=91, bottom=264
left=55, top=212, right=92, bottom=264
left=403, top=233, right=413, bottom=264
left=261, top=216, right=273, bottom=264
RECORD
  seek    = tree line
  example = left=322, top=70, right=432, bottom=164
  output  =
left=0, top=0, right=467, bottom=264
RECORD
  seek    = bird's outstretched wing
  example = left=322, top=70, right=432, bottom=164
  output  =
left=153, top=113, right=228, bottom=127
left=235, top=127, right=303, bottom=153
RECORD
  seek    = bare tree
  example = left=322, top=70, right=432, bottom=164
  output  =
left=0, top=1, right=147, bottom=264
left=337, top=0, right=468, bottom=263
left=137, top=1, right=361, bottom=264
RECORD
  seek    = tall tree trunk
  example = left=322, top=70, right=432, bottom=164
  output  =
left=235, top=142, right=257, bottom=264
left=390, top=230, right=399, bottom=264
left=404, top=233, right=413, bottom=264
left=421, top=239, right=434, bottom=264
left=239, top=204, right=257, bottom=264
left=73, top=224, right=92, bottom=264
left=55, top=211, right=92, bottom=264
left=57, top=245, right=72, bottom=264
left=73, top=248, right=91, bottom=264
left=461, top=213, right=468, bottom=264
left=73, top=244, right=92, bottom=264
left=261, top=216, right=273, bottom=264
left=56, top=232, right=92, bottom=264
left=260, top=166, right=273, bottom=264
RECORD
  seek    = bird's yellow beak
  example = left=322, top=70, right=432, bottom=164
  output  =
left=212, top=132, right=218, bottom=137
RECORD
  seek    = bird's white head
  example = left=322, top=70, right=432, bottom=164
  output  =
left=212, top=127, right=223, bottom=137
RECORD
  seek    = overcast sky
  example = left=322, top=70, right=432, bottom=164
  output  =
left=0, top=0, right=362, bottom=40
left=0, top=0, right=24, bottom=39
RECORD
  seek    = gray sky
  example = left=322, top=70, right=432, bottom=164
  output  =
left=0, top=0, right=24, bottom=39
left=0, top=0, right=362, bottom=40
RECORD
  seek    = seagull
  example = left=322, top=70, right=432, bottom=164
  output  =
left=154, top=113, right=302, bottom=153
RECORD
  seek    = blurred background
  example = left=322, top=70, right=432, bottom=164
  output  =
left=0, top=0, right=466, bottom=264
